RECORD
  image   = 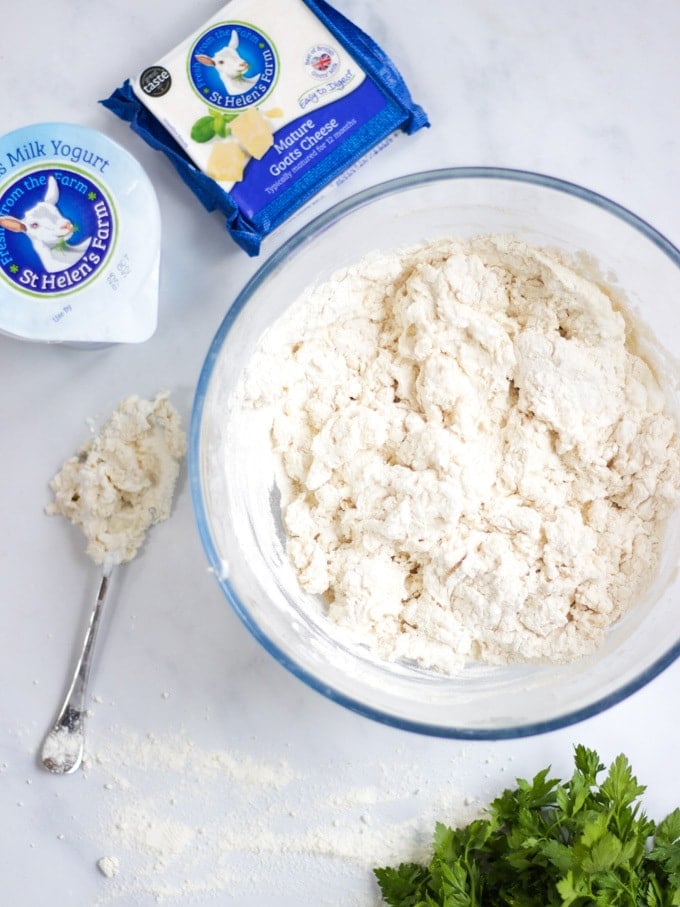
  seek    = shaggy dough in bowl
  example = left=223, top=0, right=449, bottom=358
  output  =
left=239, top=235, right=680, bottom=674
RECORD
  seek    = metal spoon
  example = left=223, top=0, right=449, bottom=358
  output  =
left=41, top=568, right=114, bottom=774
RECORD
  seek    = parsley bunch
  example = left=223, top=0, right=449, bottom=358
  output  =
left=374, top=746, right=680, bottom=906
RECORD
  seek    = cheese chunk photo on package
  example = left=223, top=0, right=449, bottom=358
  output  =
left=103, top=0, right=429, bottom=255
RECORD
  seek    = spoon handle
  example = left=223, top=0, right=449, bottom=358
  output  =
left=41, top=568, right=113, bottom=774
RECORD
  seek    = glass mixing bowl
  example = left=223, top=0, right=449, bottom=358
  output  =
left=189, top=168, right=680, bottom=739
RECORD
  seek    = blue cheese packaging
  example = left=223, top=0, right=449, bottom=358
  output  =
left=102, top=0, right=429, bottom=256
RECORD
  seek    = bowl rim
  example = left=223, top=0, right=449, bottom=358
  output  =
left=189, top=165, right=680, bottom=739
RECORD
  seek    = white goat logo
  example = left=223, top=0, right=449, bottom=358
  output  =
left=195, top=30, right=260, bottom=96
left=0, top=175, right=91, bottom=274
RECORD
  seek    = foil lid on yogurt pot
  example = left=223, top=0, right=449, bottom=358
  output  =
left=0, top=122, right=160, bottom=346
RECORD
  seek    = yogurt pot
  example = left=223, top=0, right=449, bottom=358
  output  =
left=0, top=122, right=161, bottom=346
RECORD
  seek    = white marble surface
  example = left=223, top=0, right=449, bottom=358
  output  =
left=2, top=1, right=680, bottom=904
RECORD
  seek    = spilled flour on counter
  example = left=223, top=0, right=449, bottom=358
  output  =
left=86, top=726, right=483, bottom=905
left=47, top=393, right=187, bottom=567
left=97, top=856, right=120, bottom=878
left=240, top=235, right=680, bottom=673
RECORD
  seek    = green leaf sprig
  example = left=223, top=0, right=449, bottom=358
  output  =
left=190, top=108, right=240, bottom=143
left=374, top=745, right=680, bottom=907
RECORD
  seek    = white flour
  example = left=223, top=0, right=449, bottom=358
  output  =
left=241, top=235, right=680, bottom=673
left=47, top=393, right=187, bottom=568
left=97, top=856, right=120, bottom=878
left=40, top=724, right=83, bottom=769
left=86, top=725, right=483, bottom=905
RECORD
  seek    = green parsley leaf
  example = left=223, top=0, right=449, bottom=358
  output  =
left=374, top=747, right=680, bottom=907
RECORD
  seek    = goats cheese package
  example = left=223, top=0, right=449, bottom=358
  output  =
left=0, top=123, right=160, bottom=345
left=102, top=0, right=429, bottom=256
